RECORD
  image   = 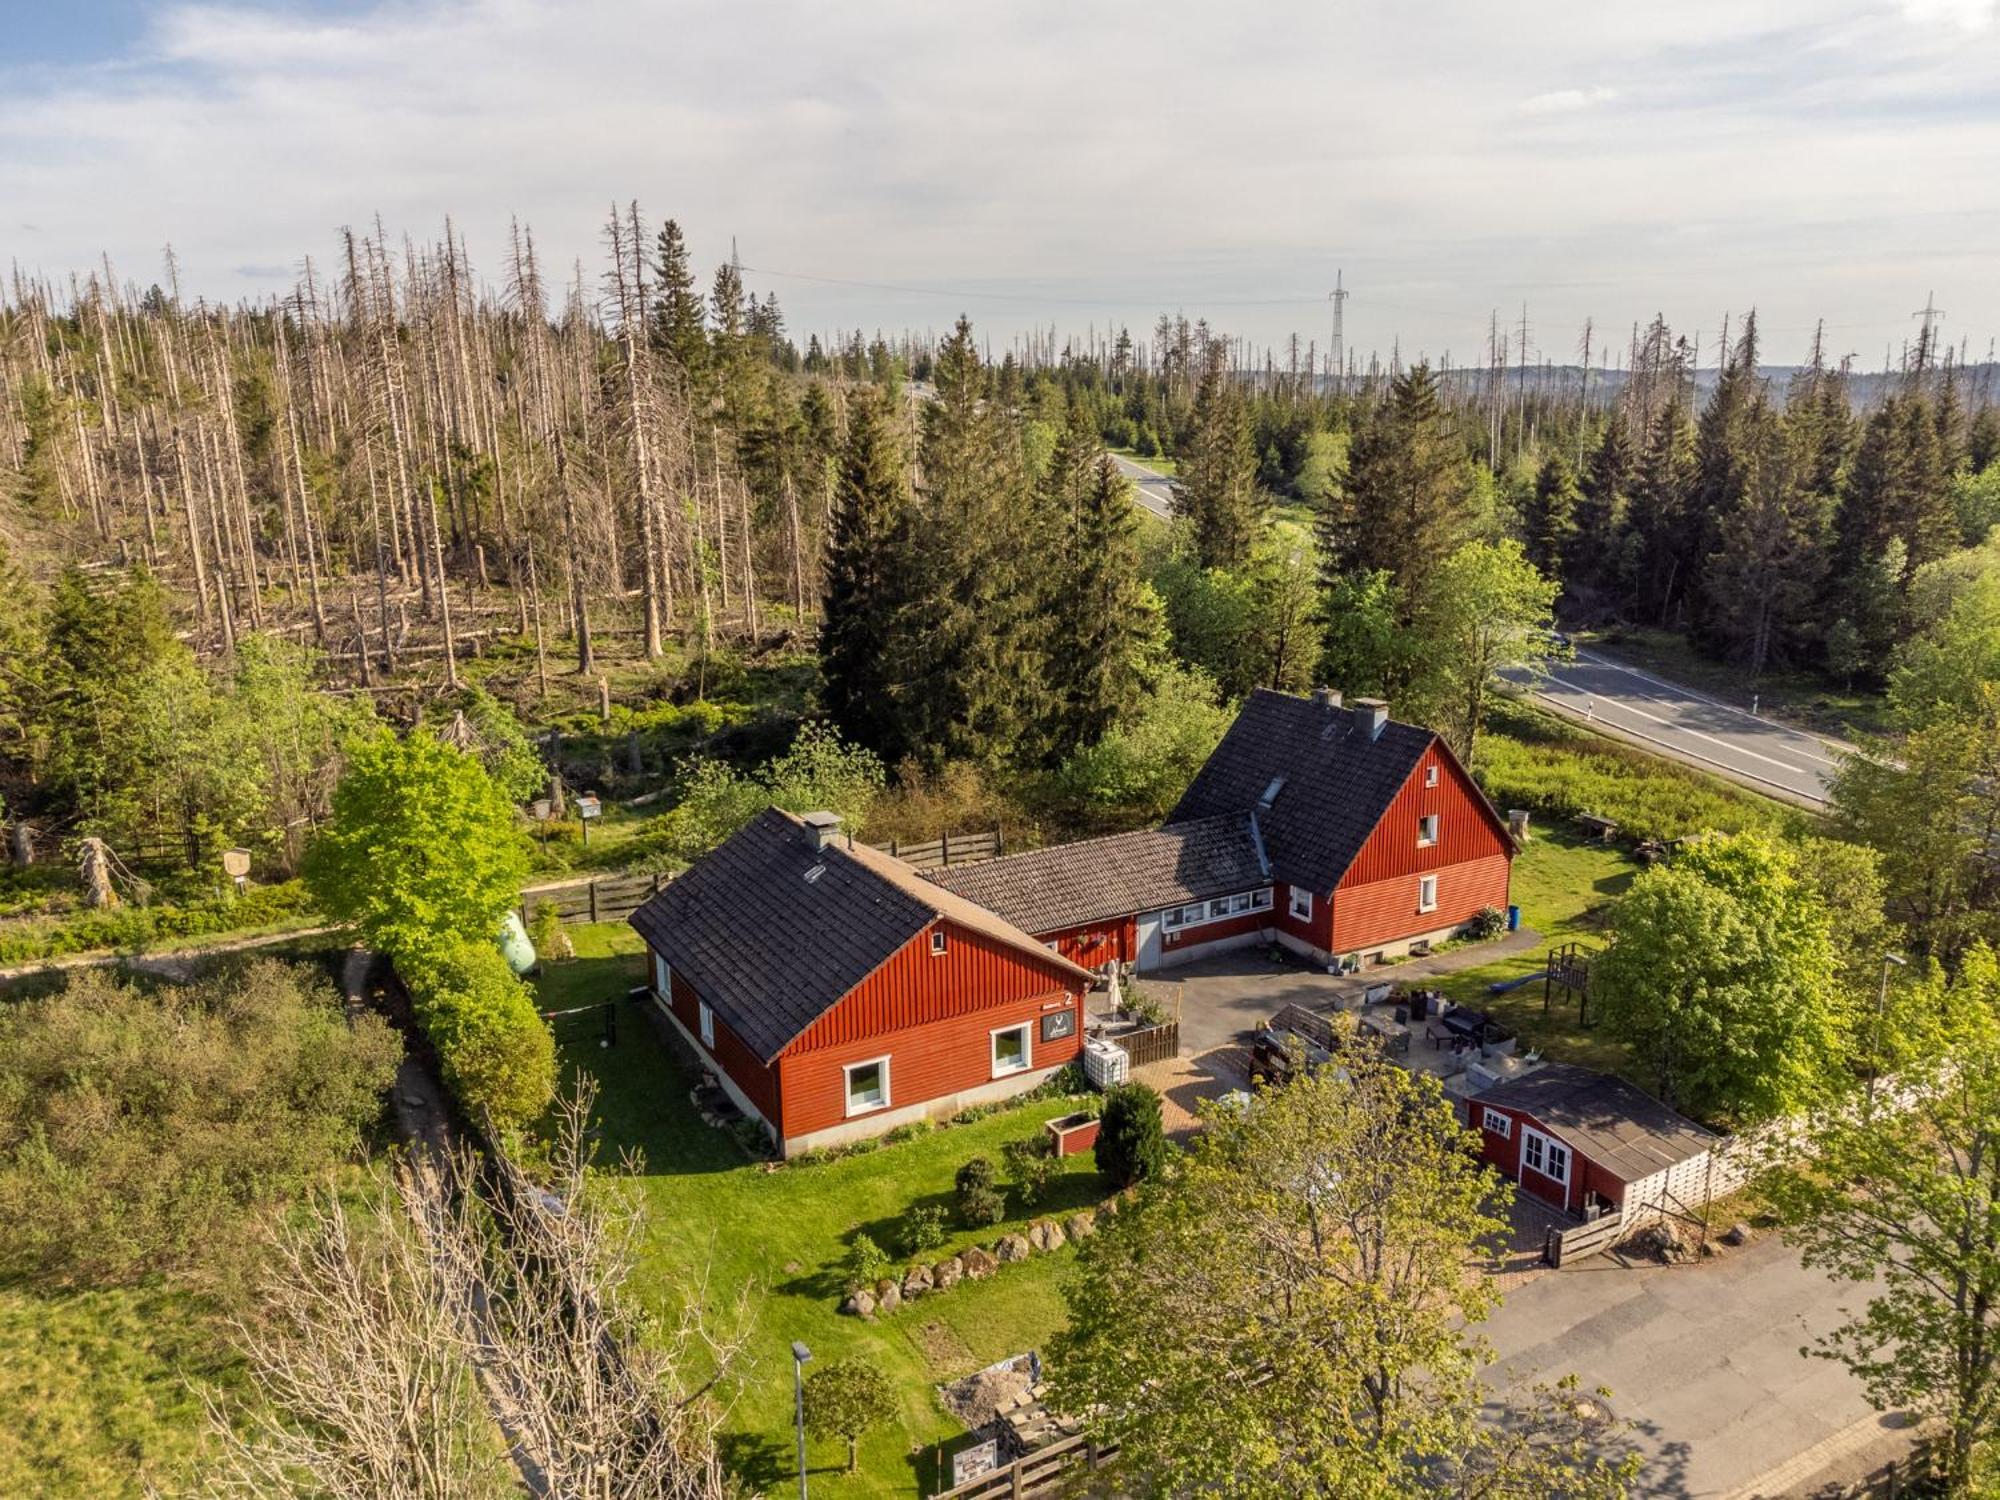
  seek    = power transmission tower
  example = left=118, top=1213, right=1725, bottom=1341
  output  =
left=1912, top=291, right=1947, bottom=373
left=1328, top=270, right=1348, bottom=395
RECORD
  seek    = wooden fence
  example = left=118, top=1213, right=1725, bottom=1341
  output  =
left=519, top=870, right=666, bottom=928
left=1544, top=1214, right=1625, bottom=1268
left=934, top=1432, right=1119, bottom=1500
left=852, top=828, right=1002, bottom=872
left=1118, top=1019, right=1180, bottom=1069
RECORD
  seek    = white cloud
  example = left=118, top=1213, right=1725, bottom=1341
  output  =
left=1900, top=0, right=1995, bottom=32
left=1519, top=85, right=1619, bottom=116
left=1, top=1, right=1997, bottom=365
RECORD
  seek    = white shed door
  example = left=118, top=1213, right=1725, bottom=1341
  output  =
left=1135, top=912, right=1164, bottom=972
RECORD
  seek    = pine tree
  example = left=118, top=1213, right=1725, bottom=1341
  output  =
left=1172, top=351, right=1264, bottom=569
left=1046, top=453, right=1155, bottom=757
left=649, top=219, right=707, bottom=384
left=1968, top=407, right=2000, bottom=474
left=1687, top=314, right=1766, bottom=639
left=1569, top=420, right=1633, bottom=605
left=1521, top=452, right=1581, bottom=584
left=1321, top=362, right=1476, bottom=612
left=1705, top=409, right=1825, bottom=673
left=1835, top=394, right=1956, bottom=606
left=819, top=394, right=907, bottom=755
left=1628, top=400, right=1698, bottom=625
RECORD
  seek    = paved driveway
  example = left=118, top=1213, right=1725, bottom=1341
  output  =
left=1481, top=1234, right=1893, bottom=1498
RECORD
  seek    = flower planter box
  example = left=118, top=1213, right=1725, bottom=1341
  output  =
left=1045, top=1112, right=1101, bottom=1157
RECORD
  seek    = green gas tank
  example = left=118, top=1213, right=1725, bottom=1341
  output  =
left=497, top=911, right=538, bottom=975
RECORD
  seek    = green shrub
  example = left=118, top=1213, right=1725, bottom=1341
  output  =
left=399, top=936, right=555, bottom=1132
left=1002, top=1135, right=1058, bottom=1208
left=1094, top=1083, right=1167, bottom=1187
left=0, top=959, right=400, bottom=1289
left=1465, top=905, right=1507, bottom=940
left=0, top=880, right=318, bottom=965
left=843, top=1232, right=891, bottom=1292
left=898, top=1203, right=950, bottom=1259
left=955, top=1156, right=1007, bottom=1226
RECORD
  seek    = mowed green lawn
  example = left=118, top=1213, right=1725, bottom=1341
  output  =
left=1433, top=828, right=1643, bottom=1082
left=543, top=924, right=1113, bottom=1497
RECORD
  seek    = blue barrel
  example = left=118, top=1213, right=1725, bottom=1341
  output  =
left=1506, top=904, right=1521, bottom=932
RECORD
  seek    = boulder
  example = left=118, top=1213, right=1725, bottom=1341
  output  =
left=842, top=1290, right=877, bottom=1320
left=1622, top=1220, right=1696, bottom=1265
left=933, top=1256, right=964, bottom=1291
left=961, top=1246, right=998, bottom=1279
left=1720, top=1221, right=1754, bottom=1248
left=875, top=1279, right=903, bottom=1313
left=995, top=1233, right=1032, bottom=1264
left=902, top=1264, right=934, bottom=1299
left=1028, top=1219, right=1067, bottom=1253
left=1066, top=1210, right=1097, bottom=1240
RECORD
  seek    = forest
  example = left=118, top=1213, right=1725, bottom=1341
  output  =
left=1, top=204, right=1998, bottom=967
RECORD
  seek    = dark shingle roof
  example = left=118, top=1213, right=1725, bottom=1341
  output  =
left=1471, top=1063, right=1717, bottom=1184
left=1168, top=690, right=1438, bottom=893
left=628, top=809, right=1088, bottom=1062
left=927, top=814, right=1268, bottom=934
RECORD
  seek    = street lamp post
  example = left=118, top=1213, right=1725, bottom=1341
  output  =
left=791, top=1340, right=813, bottom=1500
left=1868, top=952, right=1907, bottom=1114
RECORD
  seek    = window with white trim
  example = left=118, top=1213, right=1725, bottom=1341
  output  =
left=1289, top=887, right=1313, bottom=921
left=1418, top=875, right=1438, bottom=913
left=1161, top=890, right=1272, bottom=932
left=698, top=1000, right=715, bottom=1048
left=991, top=1023, right=1032, bottom=1077
left=653, top=953, right=671, bottom=998
left=1521, top=1127, right=1571, bottom=1185
left=1418, top=813, right=1440, bottom=847
left=843, top=1057, right=890, bottom=1116
left=1425, top=764, right=1439, bottom=788
left=1480, top=1107, right=1511, bottom=1138
left=930, top=928, right=948, bottom=956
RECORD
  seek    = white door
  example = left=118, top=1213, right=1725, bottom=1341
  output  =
left=1135, top=912, right=1164, bottom=972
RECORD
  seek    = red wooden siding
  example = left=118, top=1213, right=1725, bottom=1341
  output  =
left=661, top=963, right=783, bottom=1124
left=1340, top=740, right=1511, bottom=889
left=784, top=918, right=1081, bottom=1054
left=1275, top=881, right=1334, bottom=951
left=776, top=988, right=1081, bottom=1140
left=1035, top=916, right=1136, bottom=969
left=1469, top=1101, right=1626, bottom=1216
left=1331, top=852, right=1511, bottom=954
left=1160, top=905, right=1267, bottom=956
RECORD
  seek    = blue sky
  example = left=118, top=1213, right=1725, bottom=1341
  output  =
left=5, top=0, right=1999, bottom=368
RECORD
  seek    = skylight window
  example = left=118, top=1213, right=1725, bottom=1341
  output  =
left=1259, top=776, right=1286, bottom=808
left=803, top=864, right=826, bottom=884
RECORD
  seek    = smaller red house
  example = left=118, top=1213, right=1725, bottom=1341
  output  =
left=1466, top=1063, right=1718, bottom=1222
left=629, top=808, right=1093, bottom=1157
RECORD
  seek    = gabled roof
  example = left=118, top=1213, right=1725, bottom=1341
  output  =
left=927, top=813, right=1269, bottom=935
left=1471, top=1063, right=1718, bottom=1184
left=1168, top=690, right=1440, bottom=893
left=628, top=809, right=1089, bottom=1063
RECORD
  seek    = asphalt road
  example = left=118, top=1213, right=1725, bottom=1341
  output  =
left=1108, top=452, right=1176, bottom=521
left=1482, top=1234, right=1892, bottom=1498
left=1524, top=648, right=1852, bottom=808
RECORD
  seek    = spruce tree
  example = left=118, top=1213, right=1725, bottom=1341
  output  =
left=1686, top=314, right=1766, bottom=639
left=819, top=395, right=907, bottom=755
left=1570, top=420, right=1634, bottom=604
left=1705, top=409, right=1825, bottom=673
left=649, top=219, right=707, bottom=384
left=1627, top=400, right=1698, bottom=626
left=1968, top=407, right=2000, bottom=474
left=1521, top=452, right=1581, bottom=585
left=1046, top=454, right=1155, bottom=758
left=1834, top=394, right=1956, bottom=611
left=1173, top=352, right=1264, bottom=569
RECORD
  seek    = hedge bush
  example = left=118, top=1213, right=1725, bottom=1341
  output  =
left=398, top=936, right=555, bottom=1132
left=1094, top=1083, right=1167, bottom=1188
left=955, top=1156, right=1007, bottom=1226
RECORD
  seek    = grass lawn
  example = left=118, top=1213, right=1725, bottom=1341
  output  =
left=1432, top=828, right=1645, bottom=1083
left=541, top=923, right=1114, bottom=1498
left=0, top=1284, right=237, bottom=1499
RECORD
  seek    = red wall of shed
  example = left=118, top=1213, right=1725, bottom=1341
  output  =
left=1035, top=916, right=1135, bottom=969
left=660, top=964, right=782, bottom=1125
left=1468, top=1101, right=1626, bottom=1217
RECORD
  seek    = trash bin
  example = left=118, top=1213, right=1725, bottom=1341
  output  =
left=1506, top=904, right=1521, bottom=932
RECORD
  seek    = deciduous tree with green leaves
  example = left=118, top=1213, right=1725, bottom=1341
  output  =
left=1403, top=539, right=1562, bottom=759
left=1593, top=832, right=1842, bottom=1121
left=1049, top=1064, right=1638, bottom=1499
left=803, top=1357, right=896, bottom=1474
left=303, top=728, right=530, bottom=963
left=1761, top=947, right=2000, bottom=1497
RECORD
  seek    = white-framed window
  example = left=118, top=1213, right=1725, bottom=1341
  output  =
left=1161, top=890, right=1271, bottom=932
left=1425, top=764, right=1439, bottom=788
left=991, top=1022, right=1032, bottom=1078
left=1209, top=897, right=1231, bottom=919
left=1480, top=1107, right=1511, bottom=1138
left=1418, top=875, right=1438, bottom=913
left=1521, top=1127, right=1571, bottom=1186
left=843, top=1056, right=890, bottom=1116
left=698, top=1000, right=715, bottom=1048
left=1418, top=813, right=1440, bottom=847
left=653, top=953, right=672, bottom=999
left=1253, top=888, right=1273, bottom=911
left=930, top=928, right=948, bottom=956
left=1289, top=887, right=1313, bottom=921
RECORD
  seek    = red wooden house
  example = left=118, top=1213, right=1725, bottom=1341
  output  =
left=629, top=808, right=1092, bottom=1157
left=1466, top=1063, right=1718, bottom=1221
left=934, top=689, right=1515, bottom=971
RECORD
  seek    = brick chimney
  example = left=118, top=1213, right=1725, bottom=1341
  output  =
left=1311, top=686, right=1343, bottom=708
left=1354, top=698, right=1389, bottom=740
left=801, top=810, right=844, bottom=851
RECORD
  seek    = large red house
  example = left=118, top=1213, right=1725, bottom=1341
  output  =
left=933, top=689, right=1515, bottom=971
left=629, top=808, right=1093, bottom=1156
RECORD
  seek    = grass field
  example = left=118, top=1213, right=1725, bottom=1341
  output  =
left=542, top=923, right=1113, bottom=1498
left=1582, top=627, right=1891, bottom=739
left=1433, top=828, right=1643, bottom=1082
